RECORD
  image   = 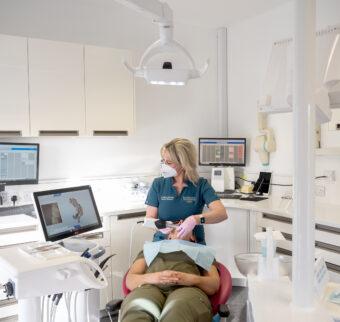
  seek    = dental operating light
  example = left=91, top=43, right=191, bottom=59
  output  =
left=115, top=0, right=209, bottom=86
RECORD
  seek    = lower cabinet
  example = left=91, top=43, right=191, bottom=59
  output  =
left=110, top=212, right=154, bottom=299
left=205, top=208, right=252, bottom=287
left=256, top=212, right=340, bottom=282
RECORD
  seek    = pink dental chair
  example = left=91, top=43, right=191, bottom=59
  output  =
left=106, top=261, right=232, bottom=321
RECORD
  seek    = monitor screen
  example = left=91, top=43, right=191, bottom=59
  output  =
left=33, top=185, right=102, bottom=242
left=0, top=142, right=39, bottom=185
left=253, top=172, right=272, bottom=195
left=199, top=138, right=246, bottom=166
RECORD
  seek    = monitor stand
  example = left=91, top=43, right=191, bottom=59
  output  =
left=60, top=237, right=96, bottom=253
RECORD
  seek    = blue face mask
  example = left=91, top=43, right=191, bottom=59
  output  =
left=143, top=240, right=216, bottom=271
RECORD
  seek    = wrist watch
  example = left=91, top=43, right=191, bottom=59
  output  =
left=199, top=214, right=206, bottom=224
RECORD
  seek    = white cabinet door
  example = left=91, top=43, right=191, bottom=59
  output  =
left=28, top=38, right=85, bottom=136
left=110, top=215, right=153, bottom=299
left=85, top=45, right=134, bottom=136
left=205, top=208, right=249, bottom=286
left=0, top=34, right=29, bottom=137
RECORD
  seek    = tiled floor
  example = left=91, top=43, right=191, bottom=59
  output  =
left=100, top=286, right=248, bottom=322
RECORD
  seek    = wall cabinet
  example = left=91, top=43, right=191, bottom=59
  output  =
left=28, top=38, right=86, bottom=136
left=0, top=35, right=30, bottom=137
left=85, top=46, right=134, bottom=136
left=0, top=34, right=134, bottom=137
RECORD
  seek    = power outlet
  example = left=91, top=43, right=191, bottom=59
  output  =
left=324, top=170, right=336, bottom=183
left=315, top=185, right=326, bottom=197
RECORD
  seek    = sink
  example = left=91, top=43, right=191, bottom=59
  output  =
left=234, top=252, right=292, bottom=278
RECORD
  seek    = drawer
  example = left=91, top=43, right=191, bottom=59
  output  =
left=0, top=298, right=17, bottom=320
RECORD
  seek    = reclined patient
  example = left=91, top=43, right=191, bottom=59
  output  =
left=120, top=228, right=220, bottom=322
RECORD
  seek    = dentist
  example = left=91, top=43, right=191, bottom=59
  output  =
left=145, top=138, right=228, bottom=245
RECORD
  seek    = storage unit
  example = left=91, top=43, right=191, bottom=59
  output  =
left=110, top=211, right=154, bottom=299
left=0, top=34, right=30, bottom=137
left=256, top=212, right=340, bottom=282
left=28, top=38, right=86, bottom=136
left=84, top=45, right=134, bottom=136
left=205, top=208, right=251, bottom=287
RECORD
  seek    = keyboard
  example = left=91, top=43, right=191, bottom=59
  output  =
left=218, top=194, right=242, bottom=200
left=239, top=196, right=268, bottom=202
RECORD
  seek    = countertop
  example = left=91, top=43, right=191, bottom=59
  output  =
left=100, top=196, right=340, bottom=230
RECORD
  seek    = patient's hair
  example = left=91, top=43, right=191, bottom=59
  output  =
left=161, top=138, right=199, bottom=184
left=168, top=227, right=196, bottom=242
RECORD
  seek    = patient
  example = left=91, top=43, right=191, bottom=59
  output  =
left=120, top=228, right=220, bottom=322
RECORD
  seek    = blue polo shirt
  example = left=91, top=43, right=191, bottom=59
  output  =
left=145, top=177, right=220, bottom=245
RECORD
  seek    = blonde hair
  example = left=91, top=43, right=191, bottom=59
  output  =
left=161, top=138, right=199, bottom=184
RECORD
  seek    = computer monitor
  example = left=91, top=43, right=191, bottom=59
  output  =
left=199, top=138, right=246, bottom=166
left=33, top=185, right=102, bottom=242
left=0, top=142, right=39, bottom=185
left=253, top=172, right=272, bottom=195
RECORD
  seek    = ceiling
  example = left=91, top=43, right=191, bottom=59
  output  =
left=166, top=0, right=291, bottom=28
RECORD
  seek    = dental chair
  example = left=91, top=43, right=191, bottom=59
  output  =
left=105, top=261, right=232, bottom=322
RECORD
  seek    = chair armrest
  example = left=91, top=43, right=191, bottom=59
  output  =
left=106, top=299, right=123, bottom=313
left=218, top=303, right=230, bottom=318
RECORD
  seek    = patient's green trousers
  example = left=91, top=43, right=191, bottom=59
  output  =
left=120, top=284, right=212, bottom=322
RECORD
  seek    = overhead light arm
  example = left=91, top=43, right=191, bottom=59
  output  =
left=114, top=0, right=173, bottom=25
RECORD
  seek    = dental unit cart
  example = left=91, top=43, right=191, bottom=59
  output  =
left=0, top=185, right=111, bottom=322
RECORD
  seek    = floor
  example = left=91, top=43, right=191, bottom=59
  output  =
left=100, top=286, right=248, bottom=322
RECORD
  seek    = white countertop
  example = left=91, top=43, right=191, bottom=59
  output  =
left=99, top=196, right=340, bottom=230
left=221, top=196, right=340, bottom=229
left=248, top=275, right=334, bottom=322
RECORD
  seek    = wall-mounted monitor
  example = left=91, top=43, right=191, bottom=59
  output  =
left=0, top=142, right=39, bottom=185
left=33, top=185, right=102, bottom=242
left=199, top=138, right=246, bottom=166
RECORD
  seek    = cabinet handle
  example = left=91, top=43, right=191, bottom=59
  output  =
left=93, top=130, right=128, bottom=136
left=0, top=131, right=22, bottom=137
left=39, top=130, right=79, bottom=136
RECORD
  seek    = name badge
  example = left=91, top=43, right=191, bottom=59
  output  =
left=161, top=196, right=175, bottom=201
left=183, top=196, right=196, bottom=203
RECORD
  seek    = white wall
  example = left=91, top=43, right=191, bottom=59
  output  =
left=228, top=0, right=340, bottom=203
left=0, top=0, right=219, bottom=180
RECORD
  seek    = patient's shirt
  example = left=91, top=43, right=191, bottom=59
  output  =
left=134, top=250, right=216, bottom=292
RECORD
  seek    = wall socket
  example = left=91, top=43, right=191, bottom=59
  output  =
left=315, top=185, right=326, bottom=197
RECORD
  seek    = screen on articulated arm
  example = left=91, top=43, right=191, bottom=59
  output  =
left=33, top=185, right=102, bottom=242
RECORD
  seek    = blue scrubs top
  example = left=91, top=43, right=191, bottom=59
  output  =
left=145, top=177, right=220, bottom=245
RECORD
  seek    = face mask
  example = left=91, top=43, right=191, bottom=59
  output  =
left=160, top=163, right=177, bottom=178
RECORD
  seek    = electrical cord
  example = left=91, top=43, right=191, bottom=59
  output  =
left=129, top=220, right=144, bottom=267
left=236, top=175, right=329, bottom=188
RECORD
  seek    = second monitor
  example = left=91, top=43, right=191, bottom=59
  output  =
left=199, top=138, right=246, bottom=166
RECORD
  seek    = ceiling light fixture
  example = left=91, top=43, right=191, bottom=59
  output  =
left=116, top=0, right=209, bottom=86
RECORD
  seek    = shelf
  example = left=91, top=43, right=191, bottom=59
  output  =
left=316, top=147, right=340, bottom=156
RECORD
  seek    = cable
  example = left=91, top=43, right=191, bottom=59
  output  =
left=86, top=291, right=90, bottom=322
left=73, top=292, right=79, bottom=322
left=129, top=220, right=144, bottom=267
left=41, top=297, right=45, bottom=322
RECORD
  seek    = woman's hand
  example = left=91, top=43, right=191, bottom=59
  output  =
left=145, top=270, right=179, bottom=285
left=174, top=272, right=200, bottom=287
left=176, top=215, right=197, bottom=239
